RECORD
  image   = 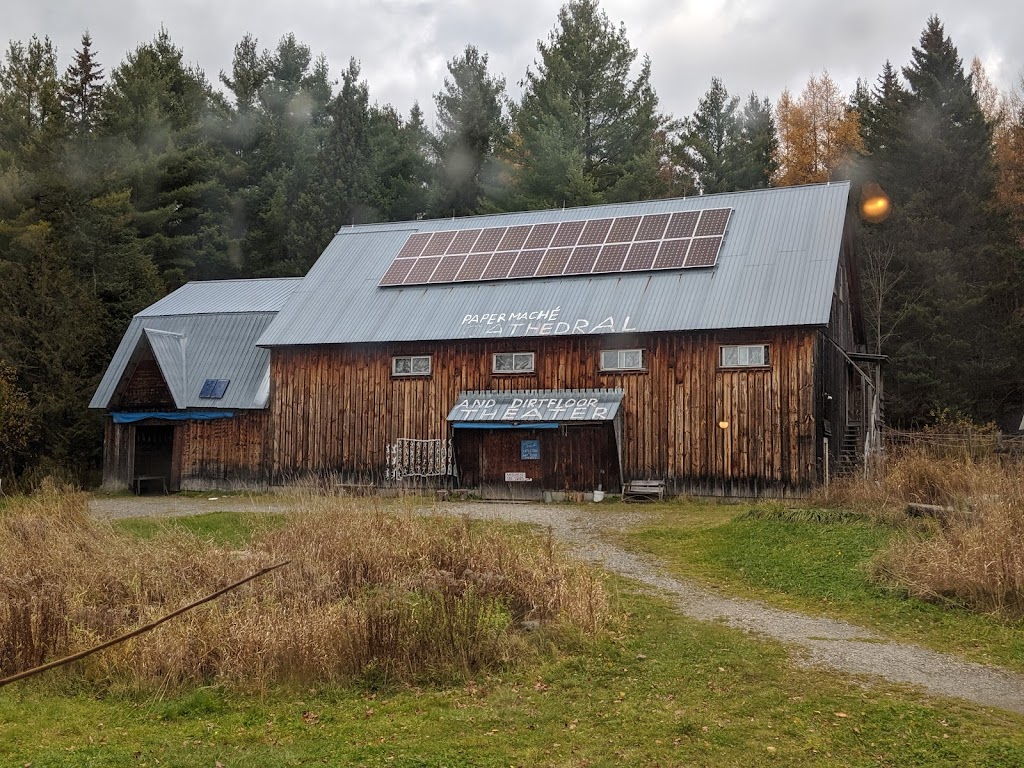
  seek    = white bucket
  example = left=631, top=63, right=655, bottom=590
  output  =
left=592, top=490, right=605, bottom=502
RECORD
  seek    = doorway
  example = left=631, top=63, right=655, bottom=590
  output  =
left=133, top=425, right=178, bottom=494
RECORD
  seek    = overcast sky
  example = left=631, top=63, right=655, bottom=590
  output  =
left=4, top=1, right=1021, bottom=126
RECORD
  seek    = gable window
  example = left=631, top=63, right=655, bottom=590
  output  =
left=600, top=349, right=645, bottom=371
left=493, top=352, right=535, bottom=374
left=392, top=355, right=432, bottom=377
left=720, top=344, right=770, bottom=368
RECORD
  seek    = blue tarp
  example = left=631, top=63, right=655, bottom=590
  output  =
left=111, top=411, right=234, bottom=424
left=452, top=422, right=559, bottom=430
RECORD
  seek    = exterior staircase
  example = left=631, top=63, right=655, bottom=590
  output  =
left=836, top=423, right=863, bottom=475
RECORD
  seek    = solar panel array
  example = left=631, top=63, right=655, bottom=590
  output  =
left=378, top=208, right=732, bottom=287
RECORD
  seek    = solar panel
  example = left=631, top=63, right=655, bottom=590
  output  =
left=472, top=227, right=507, bottom=253
left=524, top=223, right=558, bottom=249
left=536, top=247, right=573, bottom=277
left=397, top=232, right=431, bottom=259
left=593, top=243, right=629, bottom=273
left=481, top=251, right=518, bottom=280
left=577, top=218, right=613, bottom=245
left=508, top=249, right=546, bottom=278
left=564, top=245, right=600, bottom=275
left=551, top=220, right=586, bottom=248
left=422, top=231, right=457, bottom=257
left=695, top=208, right=732, bottom=237
left=447, top=229, right=482, bottom=254
left=379, top=258, right=417, bottom=286
left=636, top=213, right=670, bottom=241
left=607, top=216, right=642, bottom=243
left=455, top=253, right=492, bottom=281
left=498, top=225, right=532, bottom=251
left=622, top=241, right=659, bottom=271
left=199, top=379, right=229, bottom=399
left=429, top=254, right=466, bottom=283
left=404, top=256, right=442, bottom=283
left=653, top=239, right=690, bottom=269
left=380, top=207, right=731, bottom=287
left=665, top=211, right=699, bottom=239
left=684, top=237, right=723, bottom=267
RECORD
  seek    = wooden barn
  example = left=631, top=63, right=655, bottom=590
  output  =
left=92, top=181, right=882, bottom=497
left=90, top=278, right=300, bottom=492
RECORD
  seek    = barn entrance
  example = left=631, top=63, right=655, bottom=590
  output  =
left=447, top=389, right=624, bottom=500
left=133, top=424, right=178, bottom=494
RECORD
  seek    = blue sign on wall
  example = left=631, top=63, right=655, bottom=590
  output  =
left=521, top=439, right=540, bottom=460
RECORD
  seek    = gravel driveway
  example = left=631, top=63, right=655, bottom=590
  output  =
left=90, top=495, right=1024, bottom=715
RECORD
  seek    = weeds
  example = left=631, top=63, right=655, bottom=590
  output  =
left=821, top=450, right=1024, bottom=618
left=0, top=487, right=609, bottom=690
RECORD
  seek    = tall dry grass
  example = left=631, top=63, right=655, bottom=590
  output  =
left=822, top=451, right=1024, bottom=617
left=0, top=484, right=609, bottom=690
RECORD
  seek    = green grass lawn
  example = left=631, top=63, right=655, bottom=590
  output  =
left=113, top=510, right=284, bottom=546
left=3, top=588, right=1024, bottom=767
left=623, top=503, right=1024, bottom=672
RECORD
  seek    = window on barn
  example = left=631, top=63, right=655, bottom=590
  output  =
left=719, top=344, right=770, bottom=368
left=493, top=352, right=535, bottom=373
left=392, top=355, right=432, bottom=377
left=600, top=349, right=645, bottom=371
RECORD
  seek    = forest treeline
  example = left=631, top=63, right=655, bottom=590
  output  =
left=0, top=1, right=1022, bottom=481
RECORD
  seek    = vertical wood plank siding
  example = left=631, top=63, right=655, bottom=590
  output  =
left=102, top=419, right=134, bottom=490
left=180, top=412, right=270, bottom=488
left=269, top=329, right=819, bottom=494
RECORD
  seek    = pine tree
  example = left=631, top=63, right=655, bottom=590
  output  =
left=0, top=35, right=65, bottom=166
left=731, top=93, right=777, bottom=189
left=510, top=0, right=663, bottom=205
left=429, top=45, right=508, bottom=216
left=60, top=32, right=104, bottom=133
left=678, top=77, right=739, bottom=194
left=863, top=17, right=1015, bottom=424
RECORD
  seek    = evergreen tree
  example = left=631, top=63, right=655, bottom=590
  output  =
left=731, top=94, right=778, bottom=189
left=0, top=36, right=65, bottom=167
left=862, top=17, right=1014, bottom=424
left=509, top=0, right=663, bottom=206
left=678, top=77, right=739, bottom=194
left=60, top=32, right=104, bottom=133
left=429, top=45, right=508, bottom=216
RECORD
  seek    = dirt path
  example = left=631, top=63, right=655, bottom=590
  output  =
left=90, top=495, right=1024, bottom=715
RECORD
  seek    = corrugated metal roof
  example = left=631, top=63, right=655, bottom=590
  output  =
left=145, top=329, right=187, bottom=407
left=448, top=389, right=624, bottom=422
left=258, top=182, right=851, bottom=347
left=91, top=277, right=300, bottom=411
left=139, top=277, right=302, bottom=317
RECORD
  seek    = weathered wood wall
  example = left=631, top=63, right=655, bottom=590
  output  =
left=180, top=412, right=270, bottom=489
left=119, top=359, right=175, bottom=409
left=102, top=419, right=134, bottom=490
left=269, top=329, right=819, bottom=494
left=456, top=424, right=620, bottom=493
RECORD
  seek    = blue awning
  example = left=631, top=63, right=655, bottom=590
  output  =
left=453, top=422, right=559, bottom=430
left=111, top=411, right=234, bottom=424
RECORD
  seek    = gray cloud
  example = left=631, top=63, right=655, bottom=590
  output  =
left=2, top=0, right=1020, bottom=128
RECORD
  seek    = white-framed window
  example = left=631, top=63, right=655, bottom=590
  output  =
left=493, top=352, right=535, bottom=373
left=719, top=344, right=770, bottom=368
left=392, top=354, right=432, bottom=376
left=600, top=349, right=645, bottom=371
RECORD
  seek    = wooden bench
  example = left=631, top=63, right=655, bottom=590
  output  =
left=622, top=480, right=665, bottom=502
left=134, top=475, right=168, bottom=495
